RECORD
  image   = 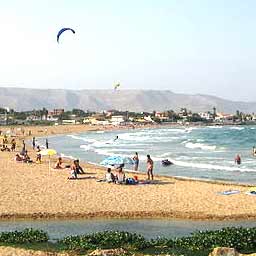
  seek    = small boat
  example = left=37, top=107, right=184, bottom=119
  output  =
left=162, top=159, right=173, bottom=166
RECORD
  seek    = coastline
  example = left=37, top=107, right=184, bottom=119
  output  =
left=0, top=124, right=256, bottom=221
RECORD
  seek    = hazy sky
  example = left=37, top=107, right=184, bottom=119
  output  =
left=1, top=0, right=256, bottom=101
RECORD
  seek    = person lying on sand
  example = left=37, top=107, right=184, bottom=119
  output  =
left=15, top=153, right=23, bottom=162
left=22, top=150, right=33, bottom=163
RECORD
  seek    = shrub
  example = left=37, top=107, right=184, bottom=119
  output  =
left=59, top=230, right=149, bottom=250
left=170, top=227, right=256, bottom=251
left=0, top=228, right=49, bottom=244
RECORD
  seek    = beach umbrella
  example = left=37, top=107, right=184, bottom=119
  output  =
left=100, top=155, right=134, bottom=166
left=40, top=149, right=57, bottom=172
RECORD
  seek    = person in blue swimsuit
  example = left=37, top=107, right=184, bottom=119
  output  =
left=133, top=152, right=139, bottom=171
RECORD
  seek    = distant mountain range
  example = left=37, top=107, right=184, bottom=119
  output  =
left=0, top=87, right=256, bottom=113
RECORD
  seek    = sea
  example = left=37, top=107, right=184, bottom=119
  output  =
left=37, top=125, right=256, bottom=184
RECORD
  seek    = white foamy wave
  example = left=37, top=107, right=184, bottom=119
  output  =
left=184, top=127, right=197, bottom=133
left=94, top=149, right=113, bottom=156
left=80, top=145, right=91, bottom=151
left=160, top=152, right=172, bottom=157
left=67, top=134, right=97, bottom=143
left=185, top=142, right=216, bottom=151
left=169, top=128, right=189, bottom=133
left=170, top=158, right=256, bottom=173
left=96, top=131, right=105, bottom=134
left=229, top=127, right=245, bottom=130
left=94, top=149, right=162, bottom=162
left=207, top=126, right=223, bottom=129
left=118, top=133, right=150, bottom=142
left=60, top=153, right=76, bottom=160
left=108, top=149, right=144, bottom=152
left=91, top=139, right=118, bottom=147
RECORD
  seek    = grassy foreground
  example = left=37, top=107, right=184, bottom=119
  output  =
left=0, top=227, right=255, bottom=255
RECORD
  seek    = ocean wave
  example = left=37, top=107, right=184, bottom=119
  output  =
left=207, top=126, right=223, bottom=129
left=80, top=145, right=91, bottom=151
left=118, top=133, right=151, bottom=142
left=96, top=131, right=105, bottom=134
left=185, top=142, right=216, bottom=150
left=229, top=127, right=245, bottom=130
left=184, top=127, right=197, bottom=133
left=60, top=153, right=76, bottom=160
left=160, top=152, right=172, bottom=157
left=108, top=148, right=144, bottom=152
left=94, top=149, right=162, bottom=162
left=67, top=134, right=97, bottom=143
left=170, top=158, right=256, bottom=173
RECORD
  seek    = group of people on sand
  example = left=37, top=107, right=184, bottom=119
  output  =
left=104, top=166, right=127, bottom=184
left=0, top=136, right=16, bottom=152
left=53, top=157, right=85, bottom=179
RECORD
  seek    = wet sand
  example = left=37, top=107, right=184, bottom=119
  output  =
left=0, top=124, right=256, bottom=221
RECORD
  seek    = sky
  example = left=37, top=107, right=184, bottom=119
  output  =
left=0, top=0, right=256, bottom=101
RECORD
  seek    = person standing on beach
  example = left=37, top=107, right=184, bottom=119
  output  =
left=32, top=137, right=36, bottom=150
left=146, top=154, right=154, bottom=180
left=20, top=140, right=26, bottom=155
left=133, top=152, right=139, bottom=171
left=46, top=138, right=49, bottom=149
left=36, top=145, right=42, bottom=163
left=11, top=138, right=16, bottom=152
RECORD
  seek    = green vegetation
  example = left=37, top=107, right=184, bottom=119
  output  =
left=0, top=228, right=48, bottom=244
left=0, top=227, right=255, bottom=255
left=59, top=231, right=149, bottom=251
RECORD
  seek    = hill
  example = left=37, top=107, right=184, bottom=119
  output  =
left=1, top=87, right=256, bottom=113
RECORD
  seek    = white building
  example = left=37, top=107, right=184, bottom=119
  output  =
left=198, top=112, right=213, bottom=120
left=110, top=115, right=125, bottom=125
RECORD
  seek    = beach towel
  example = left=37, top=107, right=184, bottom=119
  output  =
left=247, top=187, right=256, bottom=192
left=218, top=190, right=240, bottom=195
left=245, top=191, right=256, bottom=196
left=138, top=180, right=151, bottom=185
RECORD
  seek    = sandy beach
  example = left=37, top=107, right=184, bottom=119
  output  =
left=0, top=124, right=256, bottom=221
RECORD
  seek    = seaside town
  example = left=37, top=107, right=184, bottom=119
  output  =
left=0, top=106, right=255, bottom=126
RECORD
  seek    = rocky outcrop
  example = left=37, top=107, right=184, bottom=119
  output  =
left=209, top=247, right=256, bottom=256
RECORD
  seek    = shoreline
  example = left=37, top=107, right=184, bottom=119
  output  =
left=1, top=124, right=256, bottom=221
left=1, top=211, right=256, bottom=221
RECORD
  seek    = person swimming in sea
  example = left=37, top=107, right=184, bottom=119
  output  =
left=114, top=136, right=119, bottom=141
left=235, top=154, right=241, bottom=165
left=252, top=146, right=256, bottom=156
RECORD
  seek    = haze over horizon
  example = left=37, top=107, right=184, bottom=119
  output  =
left=1, top=0, right=256, bottom=102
